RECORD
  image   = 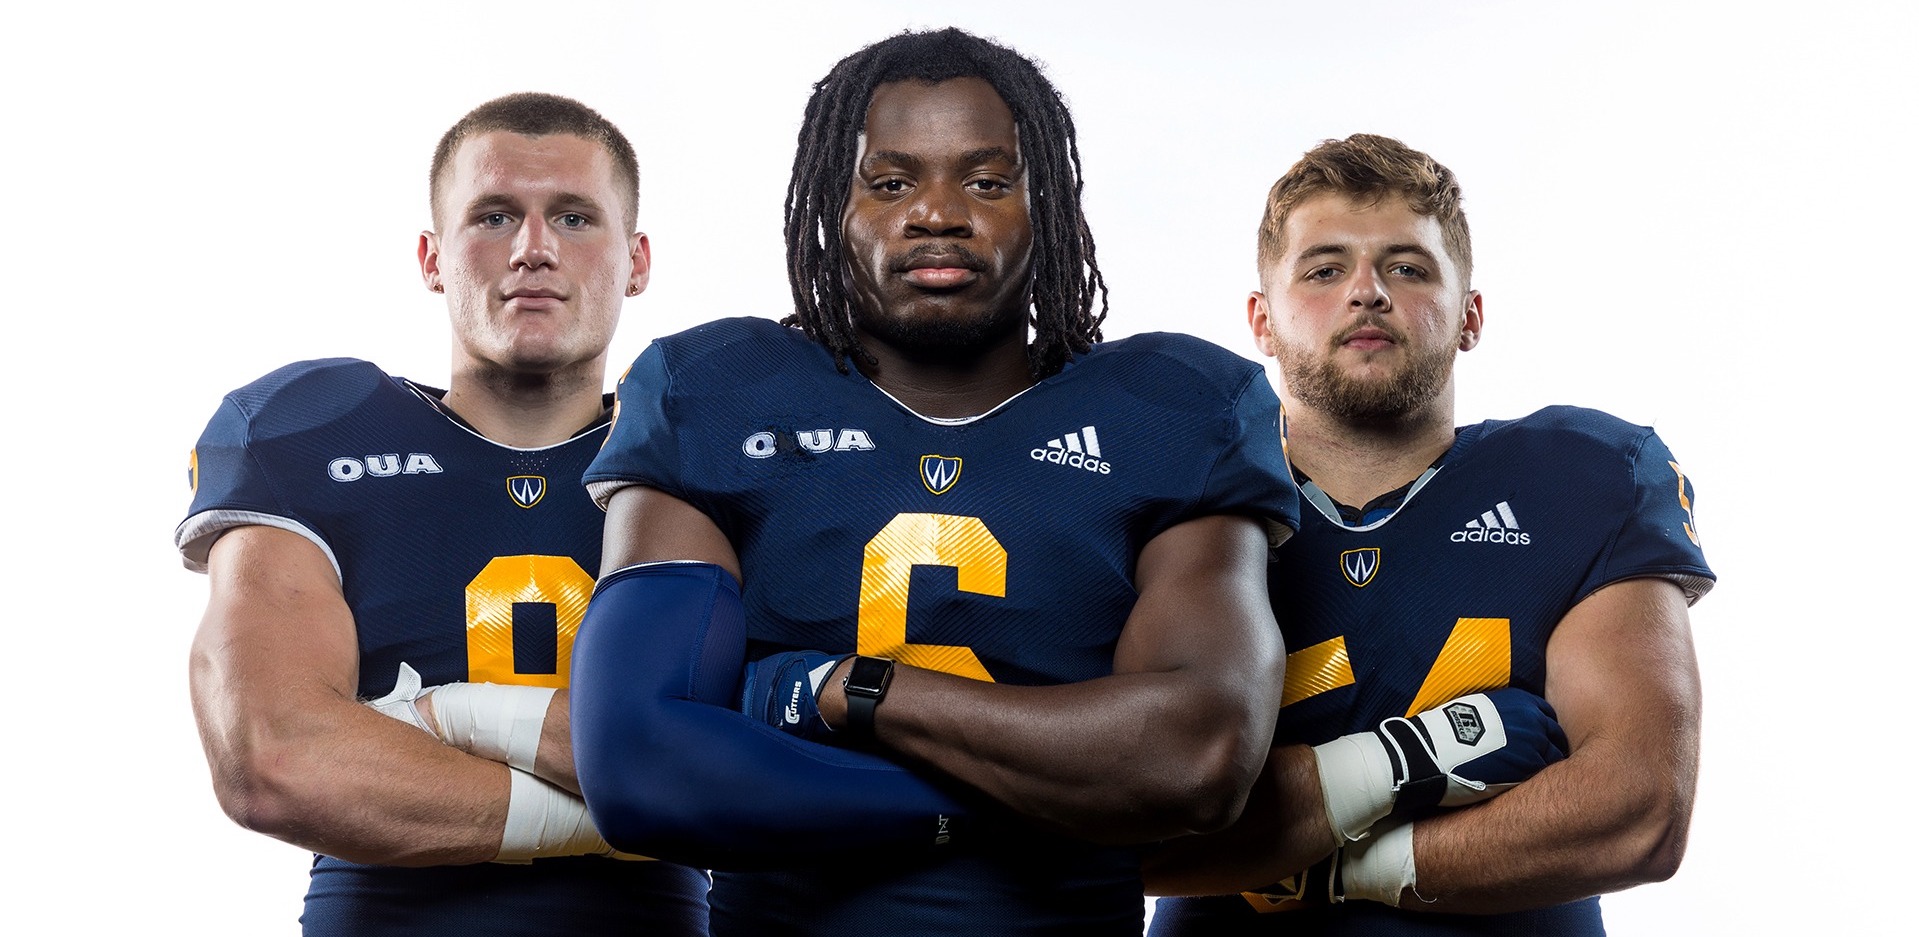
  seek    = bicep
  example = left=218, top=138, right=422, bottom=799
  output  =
left=193, top=525, right=360, bottom=717
left=1114, top=514, right=1280, bottom=677
left=599, top=484, right=740, bottom=580
left=1545, top=577, right=1701, bottom=760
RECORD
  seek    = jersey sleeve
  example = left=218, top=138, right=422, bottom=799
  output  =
left=572, top=561, right=980, bottom=870
left=175, top=394, right=335, bottom=575
left=584, top=342, right=686, bottom=510
left=1194, top=369, right=1302, bottom=545
left=1584, top=428, right=1715, bottom=605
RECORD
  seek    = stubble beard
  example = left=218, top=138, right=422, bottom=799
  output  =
left=1275, top=331, right=1455, bottom=423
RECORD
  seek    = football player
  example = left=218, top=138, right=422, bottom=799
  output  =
left=565, top=28, right=1295, bottom=934
left=178, top=94, right=708, bottom=935
left=1145, top=134, right=1714, bottom=936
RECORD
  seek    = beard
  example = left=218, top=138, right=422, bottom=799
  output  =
left=1275, top=323, right=1456, bottom=422
left=852, top=298, right=1029, bottom=363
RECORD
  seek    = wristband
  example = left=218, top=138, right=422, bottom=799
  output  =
left=430, top=682, right=557, bottom=771
left=841, top=656, right=895, bottom=738
left=496, top=768, right=613, bottom=862
left=1338, top=822, right=1416, bottom=907
left=1311, top=731, right=1398, bottom=841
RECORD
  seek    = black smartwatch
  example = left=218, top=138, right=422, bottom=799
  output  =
left=841, top=656, right=895, bottom=738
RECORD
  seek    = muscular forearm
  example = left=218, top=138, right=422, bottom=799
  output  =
left=825, top=661, right=1280, bottom=844
left=1142, top=745, right=1337, bottom=895
left=1396, top=731, right=1695, bottom=912
left=194, top=675, right=511, bottom=866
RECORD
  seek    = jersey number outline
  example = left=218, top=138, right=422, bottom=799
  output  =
left=856, top=513, right=1002, bottom=682
left=464, top=554, right=595, bottom=687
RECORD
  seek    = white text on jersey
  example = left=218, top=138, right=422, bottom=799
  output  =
left=328, top=453, right=444, bottom=482
left=1031, top=425, right=1112, bottom=474
left=743, top=428, right=876, bottom=459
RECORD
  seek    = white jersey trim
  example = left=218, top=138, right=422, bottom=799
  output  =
left=401, top=380, right=612, bottom=452
left=1300, top=466, right=1444, bottom=532
left=175, top=509, right=340, bottom=580
left=868, top=380, right=1038, bottom=426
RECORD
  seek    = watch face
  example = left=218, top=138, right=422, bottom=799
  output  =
left=846, top=656, right=893, bottom=696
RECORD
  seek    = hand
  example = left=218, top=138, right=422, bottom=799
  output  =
left=739, top=650, right=847, bottom=741
left=1314, top=688, right=1568, bottom=841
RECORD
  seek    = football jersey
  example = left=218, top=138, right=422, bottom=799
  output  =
left=585, top=317, right=1301, bottom=936
left=178, top=358, right=709, bottom=937
left=1151, top=406, right=1715, bottom=937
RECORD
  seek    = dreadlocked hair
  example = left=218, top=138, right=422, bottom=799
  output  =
left=781, top=27, right=1108, bottom=378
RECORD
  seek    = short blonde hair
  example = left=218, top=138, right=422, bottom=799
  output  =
left=1257, top=134, right=1472, bottom=285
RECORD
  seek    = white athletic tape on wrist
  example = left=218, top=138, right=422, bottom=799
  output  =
left=1338, top=822, right=1416, bottom=907
left=365, top=663, right=433, bottom=734
left=495, top=768, right=612, bottom=862
left=1312, top=731, right=1399, bottom=842
left=429, top=682, right=557, bottom=771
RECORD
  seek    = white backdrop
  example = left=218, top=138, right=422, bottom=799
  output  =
left=6, top=1, right=1910, bottom=933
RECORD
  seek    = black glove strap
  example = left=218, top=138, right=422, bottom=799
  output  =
left=1380, top=718, right=1446, bottom=819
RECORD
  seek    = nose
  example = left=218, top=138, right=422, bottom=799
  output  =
left=512, top=216, right=559, bottom=270
left=1347, top=265, right=1391, bottom=311
left=905, top=182, right=972, bottom=238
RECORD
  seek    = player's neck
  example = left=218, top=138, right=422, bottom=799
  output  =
left=856, top=329, right=1035, bottom=420
left=441, top=359, right=608, bottom=448
left=1284, top=396, right=1458, bottom=508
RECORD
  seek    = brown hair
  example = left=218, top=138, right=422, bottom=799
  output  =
left=1256, top=133, right=1471, bottom=285
left=429, top=92, right=639, bottom=230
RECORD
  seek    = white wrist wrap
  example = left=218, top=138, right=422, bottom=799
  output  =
left=365, top=663, right=433, bottom=734
left=430, top=682, right=557, bottom=771
left=1339, top=822, right=1416, bottom=907
left=495, top=768, right=612, bottom=862
left=1312, top=731, right=1398, bottom=842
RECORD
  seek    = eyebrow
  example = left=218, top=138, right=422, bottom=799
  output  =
left=1294, top=242, right=1439, bottom=265
left=859, top=146, right=1022, bottom=173
left=462, top=191, right=606, bottom=216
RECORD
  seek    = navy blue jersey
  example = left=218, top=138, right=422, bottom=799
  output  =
left=178, top=358, right=709, bottom=937
left=1153, top=406, right=1714, bottom=937
left=586, top=317, right=1300, bottom=936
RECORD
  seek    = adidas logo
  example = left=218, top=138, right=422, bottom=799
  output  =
left=1030, top=425, right=1112, bottom=475
left=1451, top=500, right=1531, bottom=544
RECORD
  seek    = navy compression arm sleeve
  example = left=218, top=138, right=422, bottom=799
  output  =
left=571, top=562, right=973, bottom=870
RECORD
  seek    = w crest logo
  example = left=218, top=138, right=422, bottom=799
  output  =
left=919, top=455, right=962, bottom=495
left=507, top=475, right=547, bottom=509
left=1340, top=548, right=1381, bottom=588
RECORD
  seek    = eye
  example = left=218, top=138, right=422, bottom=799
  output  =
left=556, top=212, right=589, bottom=229
left=1388, top=263, right=1427, bottom=279
left=966, top=177, right=1012, bottom=195
left=873, top=178, right=910, bottom=193
left=479, top=212, right=512, bottom=228
left=1304, top=265, right=1340, bottom=282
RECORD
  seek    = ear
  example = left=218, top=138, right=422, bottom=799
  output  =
left=418, top=231, right=444, bottom=294
left=625, top=232, right=652, bottom=298
left=1457, top=290, right=1484, bottom=352
left=1248, top=291, right=1279, bottom=358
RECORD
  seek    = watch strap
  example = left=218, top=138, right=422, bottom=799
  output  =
left=842, top=656, right=894, bottom=738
